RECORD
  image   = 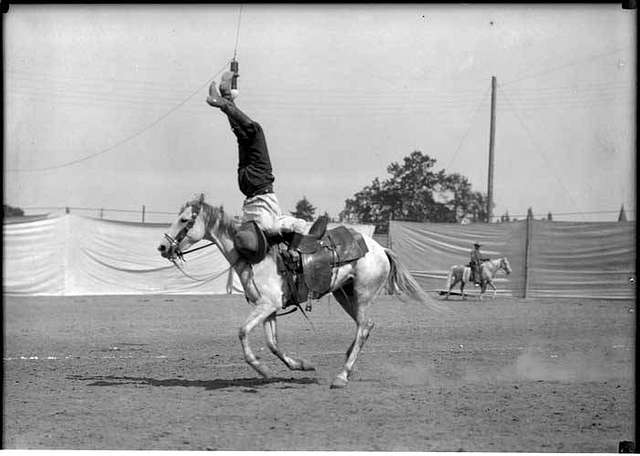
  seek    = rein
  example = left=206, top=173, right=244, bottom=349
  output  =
left=164, top=202, right=228, bottom=282
left=170, top=258, right=232, bottom=283
left=164, top=201, right=300, bottom=319
left=182, top=241, right=217, bottom=256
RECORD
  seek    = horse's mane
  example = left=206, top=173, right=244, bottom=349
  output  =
left=182, top=197, right=239, bottom=239
left=205, top=203, right=239, bottom=239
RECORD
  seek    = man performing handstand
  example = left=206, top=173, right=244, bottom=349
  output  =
left=206, top=71, right=317, bottom=307
left=205, top=71, right=308, bottom=257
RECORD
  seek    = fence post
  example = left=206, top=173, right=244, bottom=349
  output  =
left=99, top=208, right=104, bottom=219
left=523, top=207, right=533, bottom=298
left=142, top=205, right=146, bottom=223
left=65, top=207, right=70, bottom=214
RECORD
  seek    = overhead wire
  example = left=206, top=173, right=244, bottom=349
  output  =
left=7, top=5, right=247, bottom=173
left=5, top=65, right=228, bottom=173
left=497, top=85, right=586, bottom=221
left=6, top=14, right=632, bottom=173
left=8, top=58, right=633, bottom=116
left=443, top=87, right=491, bottom=171
left=500, top=45, right=631, bottom=87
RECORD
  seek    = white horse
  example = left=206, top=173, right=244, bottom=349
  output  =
left=445, top=257, right=512, bottom=300
left=157, top=195, right=447, bottom=389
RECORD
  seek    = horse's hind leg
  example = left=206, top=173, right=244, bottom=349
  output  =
left=445, top=279, right=458, bottom=300
left=263, top=315, right=315, bottom=371
left=331, top=283, right=376, bottom=389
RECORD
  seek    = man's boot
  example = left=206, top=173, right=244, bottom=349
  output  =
left=218, top=70, right=237, bottom=100
left=206, top=79, right=254, bottom=130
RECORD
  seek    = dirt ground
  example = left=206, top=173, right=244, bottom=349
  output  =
left=2, top=293, right=635, bottom=451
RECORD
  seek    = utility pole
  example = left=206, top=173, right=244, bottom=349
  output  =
left=487, top=75, right=497, bottom=223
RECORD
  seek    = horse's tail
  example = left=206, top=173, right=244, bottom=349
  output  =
left=385, top=248, right=450, bottom=314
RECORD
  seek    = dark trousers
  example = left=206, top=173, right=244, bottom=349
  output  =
left=471, top=263, right=480, bottom=282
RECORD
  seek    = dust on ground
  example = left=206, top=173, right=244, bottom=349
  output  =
left=2, top=294, right=635, bottom=451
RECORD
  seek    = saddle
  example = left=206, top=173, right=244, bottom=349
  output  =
left=276, top=217, right=368, bottom=308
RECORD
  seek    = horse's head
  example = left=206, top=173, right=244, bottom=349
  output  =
left=500, top=257, right=512, bottom=275
left=157, top=193, right=207, bottom=261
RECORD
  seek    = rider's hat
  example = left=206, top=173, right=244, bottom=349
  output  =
left=473, top=242, right=481, bottom=247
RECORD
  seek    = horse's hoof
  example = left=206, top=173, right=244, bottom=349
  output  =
left=330, top=376, right=348, bottom=389
left=258, top=370, right=271, bottom=379
left=252, top=364, right=272, bottom=379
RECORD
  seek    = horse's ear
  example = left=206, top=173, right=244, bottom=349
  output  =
left=198, top=193, right=205, bottom=204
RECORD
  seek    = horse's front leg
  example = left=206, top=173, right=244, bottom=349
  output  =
left=461, top=282, right=466, bottom=300
left=488, top=281, right=497, bottom=299
left=239, top=303, right=277, bottom=378
left=479, top=282, right=487, bottom=301
left=264, top=315, right=315, bottom=371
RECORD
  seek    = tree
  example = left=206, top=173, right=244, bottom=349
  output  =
left=340, top=150, right=488, bottom=232
left=291, top=196, right=316, bottom=222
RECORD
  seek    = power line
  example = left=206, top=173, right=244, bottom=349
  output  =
left=497, top=86, right=586, bottom=221
left=7, top=82, right=629, bottom=119
left=6, top=68, right=200, bottom=91
left=6, top=64, right=228, bottom=173
left=8, top=65, right=632, bottom=110
left=444, top=87, right=491, bottom=171
left=501, top=45, right=631, bottom=87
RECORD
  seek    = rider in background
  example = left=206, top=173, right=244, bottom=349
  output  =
left=205, top=71, right=308, bottom=254
left=470, top=242, right=483, bottom=286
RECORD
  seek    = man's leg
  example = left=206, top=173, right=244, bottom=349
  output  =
left=206, top=76, right=254, bottom=133
left=278, top=214, right=308, bottom=235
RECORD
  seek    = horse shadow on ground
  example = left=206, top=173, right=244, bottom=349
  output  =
left=67, top=374, right=318, bottom=391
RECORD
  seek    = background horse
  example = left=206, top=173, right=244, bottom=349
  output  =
left=445, top=257, right=512, bottom=300
left=157, top=195, right=448, bottom=389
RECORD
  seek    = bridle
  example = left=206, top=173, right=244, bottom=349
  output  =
left=161, top=200, right=302, bottom=319
left=163, top=203, right=202, bottom=262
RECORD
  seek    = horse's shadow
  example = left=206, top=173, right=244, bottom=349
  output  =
left=67, top=374, right=318, bottom=391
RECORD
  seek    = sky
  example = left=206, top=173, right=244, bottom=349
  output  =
left=3, top=4, right=636, bottom=223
